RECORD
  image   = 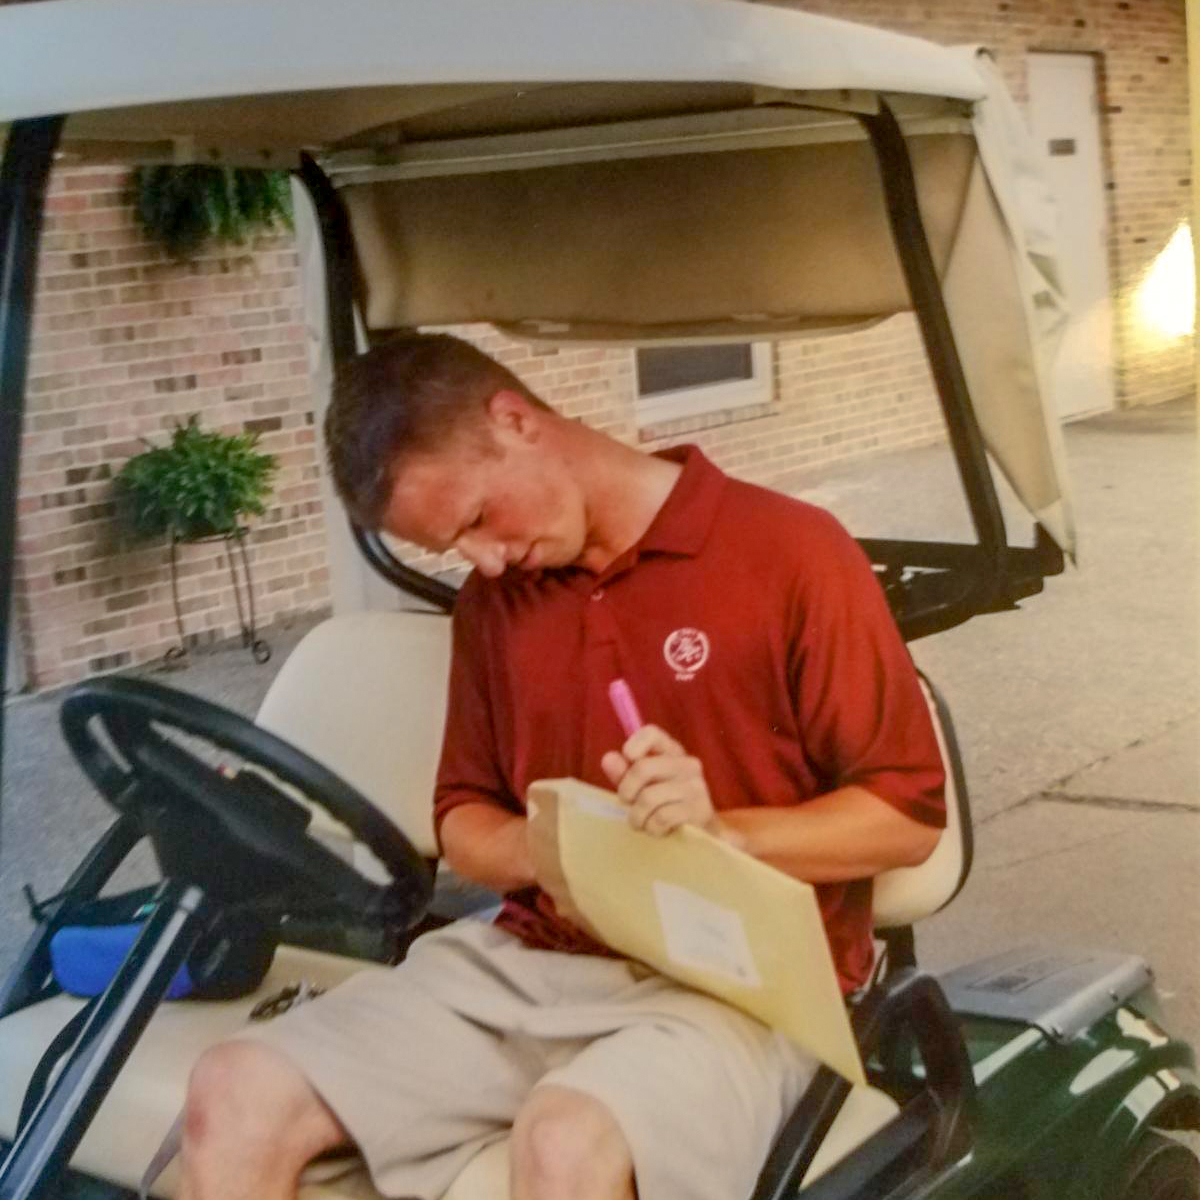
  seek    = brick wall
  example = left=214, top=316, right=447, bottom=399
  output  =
left=13, top=167, right=330, bottom=690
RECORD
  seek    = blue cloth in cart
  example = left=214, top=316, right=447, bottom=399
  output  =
left=50, top=922, right=196, bottom=999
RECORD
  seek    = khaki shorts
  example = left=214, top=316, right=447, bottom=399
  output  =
left=241, top=920, right=815, bottom=1200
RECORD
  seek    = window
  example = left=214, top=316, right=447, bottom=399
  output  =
left=634, top=343, right=772, bottom=427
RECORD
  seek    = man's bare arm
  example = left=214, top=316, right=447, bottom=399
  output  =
left=439, top=803, right=536, bottom=894
left=601, top=726, right=941, bottom=884
left=715, top=786, right=941, bottom=883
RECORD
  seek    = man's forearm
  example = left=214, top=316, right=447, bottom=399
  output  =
left=439, top=803, right=537, bottom=894
left=716, top=786, right=941, bottom=884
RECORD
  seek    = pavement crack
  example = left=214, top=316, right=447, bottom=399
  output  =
left=1037, top=791, right=1200, bottom=815
left=1049, top=709, right=1197, bottom=793
left=979, top=708, right=1198, bottom=826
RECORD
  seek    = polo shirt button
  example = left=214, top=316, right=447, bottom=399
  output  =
left=591, top=588, right=605, bottom=600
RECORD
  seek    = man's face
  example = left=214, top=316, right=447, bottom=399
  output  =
left=379, top=415, right=589, bottom=579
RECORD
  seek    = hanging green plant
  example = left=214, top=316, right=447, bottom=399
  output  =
left=131, top=165, right=294, bottom=261
left=115, top=415, right=278, bottom=542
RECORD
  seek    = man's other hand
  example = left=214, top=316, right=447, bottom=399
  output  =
left=601, top=725, right=720, bottom=838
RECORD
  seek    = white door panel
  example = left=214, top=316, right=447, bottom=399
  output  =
left=293, top=181, right=403, bottom=616
left=1027, top=52, right=1116, bottom=420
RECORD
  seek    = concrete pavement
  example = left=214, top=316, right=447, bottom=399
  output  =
left=1, top=397, right=1196, bottom=1048
left=789, top=396, right=1198, bottom=1043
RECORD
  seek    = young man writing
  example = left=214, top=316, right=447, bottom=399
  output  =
left=178, top=333, right=944, bottom=1200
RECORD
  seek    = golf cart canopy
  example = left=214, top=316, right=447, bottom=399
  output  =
left=0, top=0, right=1072, bottom=632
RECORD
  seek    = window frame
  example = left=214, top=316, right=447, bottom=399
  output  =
left=633, top=342, right=772, bottom=427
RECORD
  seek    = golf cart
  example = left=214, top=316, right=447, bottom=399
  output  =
left=0, top=1, right=1197, bottom=1197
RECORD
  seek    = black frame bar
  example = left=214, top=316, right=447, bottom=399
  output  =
left=0, top=881, right=209, bottom=1200
left=848, top=102, right=1063, bottom=638
left=296, top=153, right=358, bottom=365
left=858, top=103, right=1008, bottom=577
left=0, top=116, right=63, bottom=793
left=752, top=970, right=976, bottom=1200
left=868, top=530, right=1062, bottom=641
left=0, top=814, right=143, bottom=1021
left=295, top=154, right=457, bottom=612
left=352, top=526, right=457, bottom=612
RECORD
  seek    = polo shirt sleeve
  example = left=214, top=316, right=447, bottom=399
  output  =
left=788, top=509, right=946, bottom=828
left=432, top=575, right=520, bottom=851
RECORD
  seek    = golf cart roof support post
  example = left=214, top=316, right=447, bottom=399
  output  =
left=0, top=115, right=63, bottom=774
left=296, top=154, right=457, bottom=612
left=297, top=153, right=358, bottom=365
left=350, top=523, right=458, bottom=611
left=0, top=880, right=209, bottom=1200
left=858, top=103, right=1008, bottom=588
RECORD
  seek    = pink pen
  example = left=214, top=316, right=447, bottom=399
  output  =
left=608, top=677, right=644, bottom=739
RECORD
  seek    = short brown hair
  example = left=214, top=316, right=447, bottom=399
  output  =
left=324, top=333, right=547, bottom=528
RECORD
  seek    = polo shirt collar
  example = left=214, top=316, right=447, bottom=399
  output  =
left=636, top=444, right=726, bottom=557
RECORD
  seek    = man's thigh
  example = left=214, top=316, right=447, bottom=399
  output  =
left=235, top=922, right=812, bottom=1200
left=236, top=927, right=553, bottom=1199
left=535, top=988, right=815, bottom=1200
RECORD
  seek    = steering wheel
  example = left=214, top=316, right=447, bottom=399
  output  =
left=60, top=676, right=432, bottom=930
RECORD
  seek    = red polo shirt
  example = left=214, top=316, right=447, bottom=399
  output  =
left=433, top=445, right=945, bottom=994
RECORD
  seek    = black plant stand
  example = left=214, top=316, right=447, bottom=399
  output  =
left=165, top=527, right=270, bottom=667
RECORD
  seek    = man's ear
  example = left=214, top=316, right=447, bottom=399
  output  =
left=485, top=388, right=540, bottom=444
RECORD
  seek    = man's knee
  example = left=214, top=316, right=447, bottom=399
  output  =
left=184, top=1040, right=345, bottom=1161
left=511, top=1086, right=634, bottom=1197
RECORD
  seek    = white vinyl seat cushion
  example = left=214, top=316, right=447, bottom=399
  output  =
left=256, top=616, right=966, bottom=931
left=871, top=675, right=966, bottom=929
left=0, top=952, right=898, bottom=1199
left=254, top=610, right=452, bottom=860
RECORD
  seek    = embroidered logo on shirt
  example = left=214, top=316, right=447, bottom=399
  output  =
left=663, top=628, right=710, bottom=680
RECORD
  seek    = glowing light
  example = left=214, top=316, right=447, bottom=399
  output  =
left=1135, top=222, right=1195, bottom=340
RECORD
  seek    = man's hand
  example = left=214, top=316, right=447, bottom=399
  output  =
left=600, top=725, right=721, bottom=838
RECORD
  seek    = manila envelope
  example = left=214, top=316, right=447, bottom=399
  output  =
left=526, top=777, right=866, bottom=1085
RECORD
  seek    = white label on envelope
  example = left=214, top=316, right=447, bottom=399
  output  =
left=653, top=881, right=762, bottom=987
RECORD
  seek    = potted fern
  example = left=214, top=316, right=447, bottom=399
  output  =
left=131, top=166, right=293, bottom=261
left=115, top=417, right=278, bottom=664
left=116, top=416, right=277, bottom=542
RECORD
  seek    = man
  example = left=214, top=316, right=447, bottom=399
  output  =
left=179, top=333, right=945, bottom=1200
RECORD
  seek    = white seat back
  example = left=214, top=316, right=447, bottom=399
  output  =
left=872, top=676, right=972, bottom=930
left=255, top=611, right=452, bottom=858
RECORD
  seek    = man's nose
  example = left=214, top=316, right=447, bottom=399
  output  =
left=456, top=533, right=506, bottom=578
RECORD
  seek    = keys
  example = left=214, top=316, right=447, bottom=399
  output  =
left=249, top=980, right=326, bottom=1021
